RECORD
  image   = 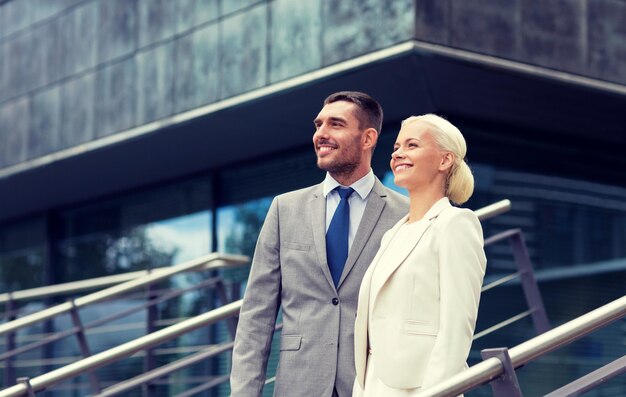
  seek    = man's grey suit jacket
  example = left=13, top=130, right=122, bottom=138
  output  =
left=230, top=178, right=408, bottom=397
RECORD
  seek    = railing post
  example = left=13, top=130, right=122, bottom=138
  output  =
left=143, top=279, right=158, bottom=397
left=509, top=230, right=551, bottom=334
left=481, top=348, right=524, bottom=397
left=3, top=292, right=16, bottom=388
left=69, top=299, right=100, bottom=394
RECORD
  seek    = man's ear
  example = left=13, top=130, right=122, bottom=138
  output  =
left=362, top=128, right=378, bottom=151
left=439, top=152, right=455, bottom=171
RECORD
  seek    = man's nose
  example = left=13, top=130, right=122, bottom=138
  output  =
left=314, top=125, right=329, bottom=139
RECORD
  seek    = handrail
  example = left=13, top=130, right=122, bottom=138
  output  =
left=0, top=268, right=204, bottom=305
left=0, top=300, right=243, bottom=397
left=475, top=199, right=511, bottom=221
left=0, top=254, right=251, bottom=305
left=0, top=253, right=248, bottom=337
left=415, top=295, right=626, bottom=396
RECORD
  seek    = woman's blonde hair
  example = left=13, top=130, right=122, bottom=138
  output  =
left=401, top=114, right=474, bottom=204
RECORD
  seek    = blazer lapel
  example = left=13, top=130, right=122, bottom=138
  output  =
left=370, top=197, right=452, bottom=305
left=310, top=184, right=336, bottom=290
left=337, top=179, right=387, bottom=289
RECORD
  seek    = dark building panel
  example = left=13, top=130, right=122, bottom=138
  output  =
left=450, top=0, right=519, bottom=59
left=31, top=0, right=73, bottom=25
left=98, top=0, right=138, bottom=64
left=381, top=0, right=414, bottom=46
left=6, top=32, right=32, bottom=97
left=95, top=57, right=138, bottom=137
left=414, top=0, right=450, bottom=44
left=174, top=22, right=220, bottom=113
left=588, top=0, right=626, bottom=84
left=322, top=0, right=382, bottom=65
left=521, top=0, right=585, bottom=75
left=175, top=0, right=220, bottom=34
left=220, top=3, right=267, bottom=98
left=269, top=0, right=322, bottom=83
left=61, top=1, right=98, bottom=78
left=222, top=0, right=262, bottom=16
left=28, top=24, right=47, bottom=91
left=0, top=97, right=29, bottom=167
left=0, top=5, right=5, bottom=39
left=138, top=0, right=177, bottom=48
left=29, top=84, right=61, bottom=159
left=60, top=72, right=96, bottom=148
left=0, top=42, right=8, bottom=102
left=1, top=0, right=32, bottom=38
left=41, top=15, right=64, bottom=87
left=137, top=41, right=176, bottom=124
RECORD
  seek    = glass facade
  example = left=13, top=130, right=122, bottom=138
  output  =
left=0, top=131, right=624, bottom=395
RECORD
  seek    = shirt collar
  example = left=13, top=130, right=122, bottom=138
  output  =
left=322, top=169, right=375, bottom=200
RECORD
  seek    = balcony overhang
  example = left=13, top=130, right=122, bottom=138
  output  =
left=1, top=40, right=625, bottom=223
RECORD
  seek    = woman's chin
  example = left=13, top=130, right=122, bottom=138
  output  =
left=393, top=177, right=409, bottom=190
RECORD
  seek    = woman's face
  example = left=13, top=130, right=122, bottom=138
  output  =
left=390, top=121, right=450, bottom=191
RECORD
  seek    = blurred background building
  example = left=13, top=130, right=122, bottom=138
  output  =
left=0, top=0, right=624, bottom=396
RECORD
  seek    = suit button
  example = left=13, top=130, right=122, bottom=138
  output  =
left=332, top=298, right=339, bottom=305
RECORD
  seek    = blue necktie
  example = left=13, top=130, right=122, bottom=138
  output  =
left=326, top=187, right=354, bottom=287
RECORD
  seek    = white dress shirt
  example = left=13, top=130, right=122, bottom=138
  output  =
left=322, top=169, right=376, bottom=250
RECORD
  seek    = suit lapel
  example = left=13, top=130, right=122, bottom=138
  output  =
left=310, top=184, right=336, bottom=290
left=337, top=179, right=387, bottom=289
left=370, top=197, right=452, bottom=306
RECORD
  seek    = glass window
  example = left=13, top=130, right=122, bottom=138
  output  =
left=55, top=178, right=213, bottom=282
left=0, top=217, right=46, bottom=293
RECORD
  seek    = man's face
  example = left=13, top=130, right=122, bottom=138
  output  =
left=312, top=101, right=365, bottom=176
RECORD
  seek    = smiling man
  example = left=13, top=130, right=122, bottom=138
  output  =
left=230, top=91, right=408, bottom=397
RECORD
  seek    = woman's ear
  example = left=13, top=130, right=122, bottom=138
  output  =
left=439, top=152, right=455, bottom=171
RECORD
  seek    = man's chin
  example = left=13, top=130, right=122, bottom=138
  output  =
left=316, top=158, right=332, bottom=172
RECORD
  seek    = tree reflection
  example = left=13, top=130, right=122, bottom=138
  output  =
left=219, top=197, right=272, bottom=285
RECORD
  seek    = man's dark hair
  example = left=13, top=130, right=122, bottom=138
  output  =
left=324, top=91, right=383, bottom=134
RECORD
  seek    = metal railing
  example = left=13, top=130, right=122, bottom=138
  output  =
left=0, top=252, right=249, bottom=392
left=415, top=295, right=626, bottom=397
left=1, top=199, right=543, bottom=396
left=0, top=301, right=244, bottom=397
left=0, top=253, right=247, bottom=338
left=0, top=269, right=191, bottom=306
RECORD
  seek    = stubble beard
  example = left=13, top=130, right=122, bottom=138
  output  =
left=317, top=149, right=362, bottom=181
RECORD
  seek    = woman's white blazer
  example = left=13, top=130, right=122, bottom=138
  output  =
left=354, top=197, right=487, bottom=390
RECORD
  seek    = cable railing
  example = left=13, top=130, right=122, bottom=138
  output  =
left=415, top=295, right=626, bottom=397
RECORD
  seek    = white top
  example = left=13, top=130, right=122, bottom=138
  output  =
left=322, top=170, right=375, bottom=250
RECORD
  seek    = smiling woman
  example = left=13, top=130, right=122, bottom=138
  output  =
left=353, top=114, right=486, bottom=397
